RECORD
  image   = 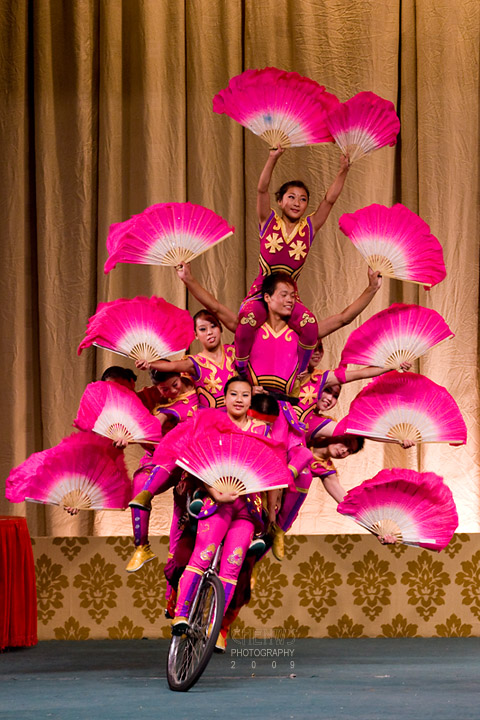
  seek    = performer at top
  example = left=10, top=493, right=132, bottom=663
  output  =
left=235, top=146, right=350, bottom=376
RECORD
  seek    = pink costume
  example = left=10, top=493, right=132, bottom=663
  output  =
left=187, top=344, right=236, bottom=408
left=174, top=414, right=273, bottom=619
left=235, top=210, right=318, bottom=374
left=247, top=322, right=300, bottom=397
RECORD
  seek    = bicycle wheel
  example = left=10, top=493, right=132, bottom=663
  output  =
left=166, top=573, right=225, bottom=692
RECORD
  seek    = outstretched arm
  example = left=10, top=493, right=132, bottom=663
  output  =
left=176, top=263, right=239, bottom=333
left=257, top=146, right=284, bottom=227
left=317, top=268, right=382, bottom=339
left=135, top=357, right=195, bottom=374
left=323, top=361, right=411, bottom=387
left=310, top=154, right=350, bottom=234
left=321, top=474, right=346, bottom=504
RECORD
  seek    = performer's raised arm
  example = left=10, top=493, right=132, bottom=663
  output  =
left=317, top=267, right=382, bottom=340
left=176, top=262, right=238, bottom=333
left=310, top=154, right=350, bottom=235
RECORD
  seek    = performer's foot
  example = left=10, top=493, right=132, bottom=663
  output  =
left=214, top=629, right=227, bottom=653
left=128, top=490, right=153, bottom=511
left=188, top=497, right=204, bottom=517
left=247, top=536, right=266, bottom=558
left=126, top=543, right=156, bottom=572
left=164, top=589, right=177, bottom=619
left=271, top=523, right=285, bottom=561
left=171, top=616, right=190, bottom=635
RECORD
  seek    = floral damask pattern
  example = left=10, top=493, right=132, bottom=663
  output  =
left=294, top=551, right=342, bottom=621
left=250, top=557, right=288, bottom=622
left=347, top=550, right=396, bottom=620
left=379, top=614, right=418, bottom=638
left=401, top=551, right=450, bottom=620
left=53, top=537, right=89, bottom=561
left=327, top=614, right=365, bottom=638
left=73, top=553, right=123, bottom=624
left=126, top=559, right=167, bottom=623
left=54, top=616, right=91, bottom=640
left=30, top=535, right=480, bottom=640
left=35, top=553, right=69, bottom=625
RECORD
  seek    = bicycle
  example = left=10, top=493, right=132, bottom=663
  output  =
left=166, top=542, right=225, bottom=692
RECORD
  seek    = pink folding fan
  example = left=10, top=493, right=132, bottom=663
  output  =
left=345, top=372, right=466, bottom=446
left=324, top=91, right=400, bottom=163
left=337, top=468, right=458, bottom=551
left=339, top=203, right=446, bottom=289
left=339, top=304, right=454, bottom=370
left=11, top=432, right=131, bottom=510
left=5, top=448, right=51, bottom=503
left=176, top=429, right=291, bottom=494
left=104, top=202, right=234, bottom=272
left=77, top=296, right=194, bottom=363
left=74, top=381, right=163, bottom=444
left=213, top=67, right=339, bottom=148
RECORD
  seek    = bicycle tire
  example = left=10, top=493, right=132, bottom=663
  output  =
left=166, top=573, right=225, bottom=692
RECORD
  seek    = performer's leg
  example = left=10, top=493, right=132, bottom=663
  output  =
left=234, top=298, right=268, bottom=375
left=218, top=516, right=255, bottom=615
left=288, top=301, right=318, bottom=374
left=276, top=468, right=313, bottom=533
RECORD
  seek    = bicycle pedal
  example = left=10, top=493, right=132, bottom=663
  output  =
left=171, top=617, right=190, bottom=636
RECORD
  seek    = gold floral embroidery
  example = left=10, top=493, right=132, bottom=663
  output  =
left=227, top=546, right=244, bottom=566
left=435, top=614, right=472, bottom=637
left=73, top=553, right=122, bottom=624
left=327, top=614, right=365, bottom=638
left=379, top=614, right=418, bottom=638
left=265, top=232, right=284, bottom=253
left=298, top=384, right=317, bottom=407
left=299, top=312, right=315, bottom=327
left=107, top=616, right=144, bottom=639
left=347, top=550, right=396, bottom=620
left=200, top=543, right=216, bottom=562
left=127, top=560, right=167, bottom=624
left=54, top=617, right=90, bottom=640
left=35, top=554, right=69, bottom=625
left=250, top=557, right=288, bottom=622
left=288, top=240, right=307, bottom=261
left=205, top=373, right=222, bottom=394
left=240, top=312, right=257, bottom=327
left=294, top=551, right=342, bottom=622
left=52, top=537, right=89, bottom=561
left=401, top=550, right=450, bottom=620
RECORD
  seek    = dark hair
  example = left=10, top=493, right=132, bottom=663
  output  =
left=261, top=271, right=295, bottom=299
left=275, top=181, right=310, bottom=203
left=250, top=393, right=280, bottom=417
left=101, top=366, right=137, bottom=383
left=322, top=384, right=341, bottom=397
left=150, top=363, right=181, bottom=385
left=342, top=435, right=365, bottom=455
left=224, top=376, right=252, bottom=394
left=193, top=309, right=222, bottom=332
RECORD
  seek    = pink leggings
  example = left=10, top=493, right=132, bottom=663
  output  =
left=277, top=469, right=313, bottom=532
left=175, top=498, right=255, bottom=618
left=235, top=296, right=318, bottom=373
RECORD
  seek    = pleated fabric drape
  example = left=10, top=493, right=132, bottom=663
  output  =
left=0, top=0, right=478, bottom=536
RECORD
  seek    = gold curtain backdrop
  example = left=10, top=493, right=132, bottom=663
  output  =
left=0, top=0, right=478, bottom=537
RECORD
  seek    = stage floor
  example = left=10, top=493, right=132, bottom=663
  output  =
left=2, top=638, right=478, bottom=719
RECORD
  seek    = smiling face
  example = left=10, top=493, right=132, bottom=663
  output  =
left=224, top=380, right=252, bottom=421
left=278, top=185, right=309, bottom=222
left=264, top=281, right=296, bottom=318
left=317, top=384, right=341, bottom=413
left=194, top=315, right=222, bottom=351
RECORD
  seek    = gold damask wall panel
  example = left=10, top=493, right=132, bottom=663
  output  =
left=32, top=534, right=480, bottom=641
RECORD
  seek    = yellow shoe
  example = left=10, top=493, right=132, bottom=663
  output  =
left=250, top=563, right=259, bottom=592
left=272, top=524, right=285, bottom=561
left=128, top=490, right=153, bottom=511
left=125, top=544, right=156, bottom=572
left=171, top=616, right=190, bottom=636
left=214, top=630, right=227, bottom=653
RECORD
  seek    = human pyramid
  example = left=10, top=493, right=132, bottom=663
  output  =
left=6, top=67, right=465, bottom=652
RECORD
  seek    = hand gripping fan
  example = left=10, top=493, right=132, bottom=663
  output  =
left=337, top=468, right=458, bottom=551
left=104, top=202, right=234, bottom=272
left=213, top=66, right=339, bottom=148
left=345, top=372, right=466, bottom=446
left=175, top=429, right=291, bottom=494
left=339, top=304, right=454, bottom=370
left=23, top=432, right=131, bottom=510
left=339, top=203, right=446, bottom=289
left=74, top=381, right=163, bottom=444
left=77, top=296, right=194, bottom=363
left=324, top=91, right=400, bottom=163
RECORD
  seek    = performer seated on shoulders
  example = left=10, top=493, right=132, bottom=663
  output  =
left=136, top=309, right=235, bottom=409
left=235, top=145, right=350, bottom=376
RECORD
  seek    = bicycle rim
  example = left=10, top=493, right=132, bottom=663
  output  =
left=166, top=573, right=225, bottom=692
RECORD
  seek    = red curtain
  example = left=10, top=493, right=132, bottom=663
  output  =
left=0, top=517, right=37, bottom=650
